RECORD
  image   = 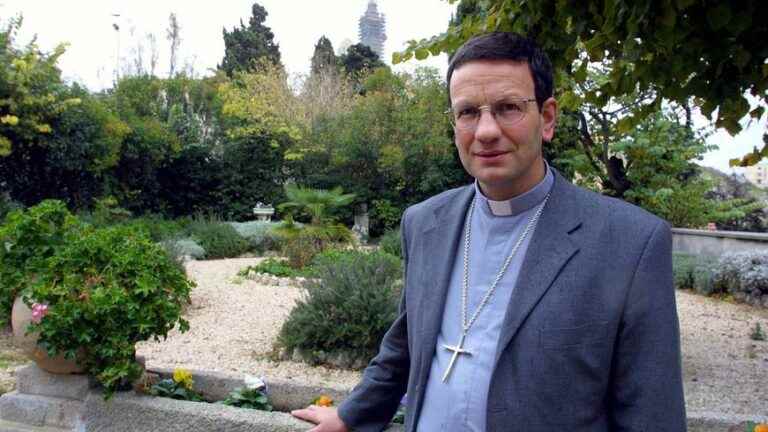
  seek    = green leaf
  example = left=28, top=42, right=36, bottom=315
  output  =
left=391, top=52, right=403, bottom=65
left=583, top=35, right=605, bottom=62
left=574, top=60, right=588, bottom=83
left=733, top=48, right=751, bottom=70
left=616, top=116, right=637, bottom=134
left=414, top=48, right=430, bottom=61
left=706, top=4, right=732, bottom=30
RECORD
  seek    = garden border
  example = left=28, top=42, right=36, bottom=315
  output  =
left=0, top=364, right=764, bottom=431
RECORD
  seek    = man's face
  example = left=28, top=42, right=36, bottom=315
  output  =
left=449, top=60, right=557, bottom=200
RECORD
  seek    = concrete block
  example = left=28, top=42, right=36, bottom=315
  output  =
left=148, top=367, right=352, bottom=411
left=687, top=411, right=768, bottom=432
left=83, top=391, right=317, bottom=432
left=267, top=380, right=350, bottom=412
left=0, top=392, right=83, bottom=429
left=15, top=365, right=90, bottom=401
left=82, top=391, right=404, bottom=432
left=0, top=419, right=70, bottom=432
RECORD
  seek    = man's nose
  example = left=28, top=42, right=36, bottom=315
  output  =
left=474, top=109, right=502, bottom=142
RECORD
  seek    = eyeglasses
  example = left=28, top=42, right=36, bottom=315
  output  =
left=445, top=98, right=537, bottom=131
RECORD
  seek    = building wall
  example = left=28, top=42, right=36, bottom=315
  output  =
left=743, top=163, right=768, bottom=188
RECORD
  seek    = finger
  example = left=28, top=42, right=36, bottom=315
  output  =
left=291, top=408, right=318, bottom=423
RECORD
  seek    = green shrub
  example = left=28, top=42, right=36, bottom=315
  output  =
left=164, top=238, right=206, bottom=260
left=0, top=200, right=80, bottom=325
left=304, top=248, right=366, bottom=277
left=712, top=251, right=768, bottom=305
left=87, top=196, right=133, bottom=227
left=672, top=252, right=718, bottom=295
left=239, top=258, right=299, bottom=278
left=692, top=257, right=718, bottom=295
left=228, top=221, right=281, bottom=253
left=277, top=250, right=402, bottom=367
left=0, top=193, right=22, bottom=221
left=672, top=252, right=697, bottom=290
left=279, top=228, right=331, bottom=269
left=378, top=227, right=402, bottom=259
left=27, top=223, right=193, bottom=398
left=187, top=217, right=250, bottom=259
left=124, top=215, right=190, bottom=242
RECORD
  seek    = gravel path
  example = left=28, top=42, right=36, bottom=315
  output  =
left=137, top=257, right=768, bottom=416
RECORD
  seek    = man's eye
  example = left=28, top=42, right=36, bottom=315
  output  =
left=457, top=107, right=479, bottom=118
left=496, top=102, right=524, bottom=113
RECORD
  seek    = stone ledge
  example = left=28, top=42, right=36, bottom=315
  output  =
left=672, top=227, right=768, bottom=241
left=0, top=419, right=71, bottom=432
left=687, top=411, right=768, bottom=432
left=0, top=392, right=82, bottom=429
left=15, top=366, right=90, bottom=401
left=148, top=366, right=352, bottom=412
left=82, top=391, right=404, bottom=432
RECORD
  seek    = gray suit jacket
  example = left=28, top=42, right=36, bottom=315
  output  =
left=338, top=171, right=686, bottom=431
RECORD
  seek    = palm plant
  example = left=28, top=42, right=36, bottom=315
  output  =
left=275, top=185, right=356, bottom=268
left=278, top=185, right=355, bottom=226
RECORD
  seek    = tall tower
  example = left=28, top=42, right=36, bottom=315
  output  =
left=358, top=0, right=387, bottom=59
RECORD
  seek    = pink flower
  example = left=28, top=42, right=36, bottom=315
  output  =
left=31, top=303, right=49, bottom=324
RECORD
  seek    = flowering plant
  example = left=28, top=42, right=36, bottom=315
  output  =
left=312, top=395, right=334, bottom=407
left=220, top=374, right=272, bottom=411
left=30, top=303, right=49, bottom=323
left=4, top=201, right=193, bottom=398
left=150, top=368, right=203, bottom=402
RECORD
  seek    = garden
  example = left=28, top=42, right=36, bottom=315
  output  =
left=0, top=191, right=767, bottom=430
left=1, top=0, right=768, bottom=430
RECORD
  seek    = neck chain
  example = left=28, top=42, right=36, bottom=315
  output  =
left=441, top=192, right=550, bottom=382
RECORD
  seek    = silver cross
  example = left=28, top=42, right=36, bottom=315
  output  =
left=441, top=332, right=472, bottom=382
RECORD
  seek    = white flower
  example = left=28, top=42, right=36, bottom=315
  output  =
left=244, top=374, right=266, bottom=391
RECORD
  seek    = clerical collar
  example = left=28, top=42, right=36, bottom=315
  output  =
left=473, top=162, right=554, bottom=217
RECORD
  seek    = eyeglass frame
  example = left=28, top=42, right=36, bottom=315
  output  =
left=445, top=98, right=538, bottom=131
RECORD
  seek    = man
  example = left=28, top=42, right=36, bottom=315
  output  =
left=292, top=32, right=686, bottom=431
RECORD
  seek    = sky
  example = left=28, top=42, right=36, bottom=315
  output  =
left=1, top=0, right=764, bottom=173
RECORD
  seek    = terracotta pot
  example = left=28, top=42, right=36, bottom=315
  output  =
left=11, top=296, right=85, bottom=374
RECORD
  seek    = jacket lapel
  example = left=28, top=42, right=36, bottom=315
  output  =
left=414, top=186, right=474, bottom=394
left=493, top=173, right=582, bottom=364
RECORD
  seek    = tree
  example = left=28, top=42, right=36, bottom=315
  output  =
left=220, top=3, right=281, bottom=76
left=396, top=0, right=768, bottom=166
left=0, top=20, right=125, bottom=209
left=310, top=36, right=337, bottom=76
left=703, top=170, right=767, bottom=232
left=339, top=43, right=385, bottom=77
left=166, top=13, right=181, bottom=77
left=216, top=61, right=300, bottom=218
left=289, top=67, right=470, bottom=235
left=0, top=18, right=79, bottom=157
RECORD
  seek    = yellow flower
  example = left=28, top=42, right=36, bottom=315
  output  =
left=313, top=395, right=334, bottom=407
left=1, top=115, right=19, bottom=126
left=36, top=124, right=52, bottom=134
left=172, top=368, right=194, bottom=390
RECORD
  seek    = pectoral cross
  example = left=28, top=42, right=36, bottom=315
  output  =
left=441, top=332, right=472, bottom=382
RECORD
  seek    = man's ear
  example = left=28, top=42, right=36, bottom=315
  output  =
left=540, top=97, right=558, bottom=142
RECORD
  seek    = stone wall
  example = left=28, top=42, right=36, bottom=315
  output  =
left=672, top=228, right=768, bottom=257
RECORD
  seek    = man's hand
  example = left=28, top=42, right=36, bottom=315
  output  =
left=291, top=405, right=350, bottom=432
